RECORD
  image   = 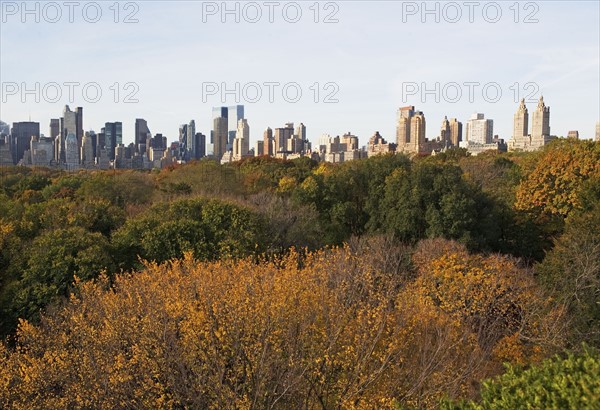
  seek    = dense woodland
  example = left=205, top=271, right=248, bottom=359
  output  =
left=0, top=139, right=599, bottom=408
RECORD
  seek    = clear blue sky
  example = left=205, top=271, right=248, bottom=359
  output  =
left=1, top=1, right=599, bottom=147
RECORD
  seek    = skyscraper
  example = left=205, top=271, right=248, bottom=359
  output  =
left=509, top=98, right=553, bottom=151
left=212, top=106, right=228, bottom=119
left=187, top=120, right=196, bottom=159
left=513, top=99, right=529, bottom=142
left=135, top=119, right=151, bottom=154
left=255, top=140, right=264, bottom=156
left=65, top=133, right=79, bottom=169
left=213, top=116, right=228, bottom=161
left=274, top=123, right=294, bottom=154
left=49, top=119, right=60, bottom=139
left=211, top=105, right=244, bottom=153
left=56, top=105, right=82, bottom=162
left=465, top=113, right=493, bottom=144
left=440, top=117, right=451, bottom=146
left=233, top=118, right=250, bottom=160
left=10, top=122, right=40, bottom=164
left=194, top=132, right=206, bottom=159
left=227, top=105, right=244, bottom=151
left=396, top=106, right=414, bottom=146
left=396, top=106, right=427, bottom=153
left=510, top=96, right=552, bottom=151
left=81, top=132, right=95, bottom=166
left=29, top=135, right=54, bottom=166
left=531, top=96, right=550, bottom=142
left=0, top=121, right=9, bottom=137
left=291, top=122, right=308, bottom=153
left=449, top=118, right=462, bottom=147
left=296, top=123, right=306, bottom=141
left=263, top=127, right=273, bottom=156
left=179, top=123, right=188, bottom=159
left=596, top=122, right=600, bottom=142
left=179, top=121, right=197, bottom=160
left=104, top=122, right=122, bottom=160
left=75, top=107, right=83, bottom=146
left=211, top=107, right=228, bottom=156
left=410, top=111, right=426, bottom=145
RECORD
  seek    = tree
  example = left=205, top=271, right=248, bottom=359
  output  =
left=536, top=180, right=600, bottom=347
left=112, top=197, right=267, bottom=270
left=4, top=227, right=114, bottom=329
left=0, top=245, right=564, bottom=409
left=444, top=347, right=600, bottom=409
left=515, top=139, right=600, bottom=220
left=410, top=239, right=563, bottom=363
left=381, top=162, right=486, bottom=248
left=247, top=192, right=325, bottom=253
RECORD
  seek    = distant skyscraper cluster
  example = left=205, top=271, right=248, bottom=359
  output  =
left=394, top=106, right=479, bottom=155
left=0, top=95, right=595, bottom=169
left=1, top=105, right=173, bottom=169
left=210, top=105, right=245, bottom=162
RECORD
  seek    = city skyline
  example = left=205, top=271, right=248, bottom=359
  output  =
left=0, top=93, right=590, bottom=170
left=1, top=94, right=595, bottom=153
left=1, top=1, right=598, bottom=147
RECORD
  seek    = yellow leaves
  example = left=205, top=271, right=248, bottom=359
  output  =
left=0, top=242, right=566, bottom=409
left=515, top=140, right=600, bottom=218
left=276, top=175, right=297, bottom=194
left=314, top=162, right=332, bottom=176
left=493, top=333, right=527, bottom=365
left=0, top=221, right=14, bottom=241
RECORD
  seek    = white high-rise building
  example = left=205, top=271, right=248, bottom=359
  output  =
left=460, top=113, right=504, bottom=155
left=465, top=113, right=493, bottom=144
left=232, top=118, right=250, bottom=161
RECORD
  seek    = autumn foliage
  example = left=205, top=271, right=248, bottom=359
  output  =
left=515, top=139, right=600, bottom=219
left=0, top=242, right=563, bottom=409
left=1, top=140, right=599, bottom=408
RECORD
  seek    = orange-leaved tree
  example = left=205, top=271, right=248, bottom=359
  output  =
left=515, top=139, right=600, bottom=220
left=0, top=244, right=565, bottom=409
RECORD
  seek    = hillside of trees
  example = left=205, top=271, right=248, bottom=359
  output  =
left=1, top=139, right=599, bottom=408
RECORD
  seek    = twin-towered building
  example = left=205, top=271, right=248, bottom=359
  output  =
left=509, top=96, right=553, bottom=151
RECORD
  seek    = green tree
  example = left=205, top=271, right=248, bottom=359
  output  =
left=3, top=227, right=114, bottom=331
left=443, top=347, right=600, bottom=409
left=536, top=179, right=600, bottom=347
left=381, top=161, right=486, bottom=248
left=112, top=197, right=267, bottom=270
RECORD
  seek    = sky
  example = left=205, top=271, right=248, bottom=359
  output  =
left=1, top=0, right=599, bottom=148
